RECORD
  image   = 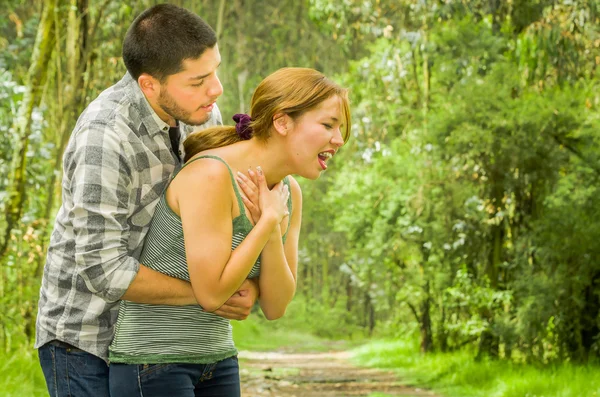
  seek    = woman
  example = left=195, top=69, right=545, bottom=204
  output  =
left=109, top=67, right=350, bottom=396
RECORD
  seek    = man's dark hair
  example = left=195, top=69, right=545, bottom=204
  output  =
left=123, top=4, right=217, bottom=81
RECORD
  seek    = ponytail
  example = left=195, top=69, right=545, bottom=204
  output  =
left=183, top=126, right=240, bottom=162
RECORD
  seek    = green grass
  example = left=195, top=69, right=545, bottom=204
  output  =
left=1, top=347, right=47, bottom=397
left=2, top=308, right=350, bottom=397
left=353, top=339, right=600, bottom=397
left=10, top=320, right=598, bottom=397
left=231, top=313, right=359, bottom=352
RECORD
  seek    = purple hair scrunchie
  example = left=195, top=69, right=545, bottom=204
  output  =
left=232, top=113, right=253, bottom=140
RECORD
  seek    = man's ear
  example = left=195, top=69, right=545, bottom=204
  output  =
left=138, top=73, right=161, bottom=100
left=273, top=113, right=291, bottom=136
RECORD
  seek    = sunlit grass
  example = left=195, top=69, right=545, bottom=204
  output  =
left=353, top=339, right=600, bottom=397
left=1, top=347, right=47, bottom=397
left=231, top=312, right=358, bottom=352
left=6, top=331, right=600, bottom=397
left=232, top=297, right=367, bottom=352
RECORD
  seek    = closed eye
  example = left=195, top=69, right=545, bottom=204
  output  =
left=323, top=123, right=332, bottom=129
left=191, top=80, right=205, bottom=87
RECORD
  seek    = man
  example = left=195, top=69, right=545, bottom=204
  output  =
left=35, top=4, right=259, bottom=396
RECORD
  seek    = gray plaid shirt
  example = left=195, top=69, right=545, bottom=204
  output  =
left=35, top=73, right=222, bottom=362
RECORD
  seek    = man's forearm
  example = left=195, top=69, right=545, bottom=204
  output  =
left=121, top=264, right=197, bottom=305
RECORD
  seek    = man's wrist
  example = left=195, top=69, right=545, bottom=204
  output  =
left=248, top=277, right=260, bottom=299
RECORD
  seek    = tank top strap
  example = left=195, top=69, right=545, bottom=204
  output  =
left=179, top=155, right=247, bottom=218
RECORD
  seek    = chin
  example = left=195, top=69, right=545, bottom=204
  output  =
left=183, top=112, right=211, bottom=126
left=298, top=170, right=323, bottom=180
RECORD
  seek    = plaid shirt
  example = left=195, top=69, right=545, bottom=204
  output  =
left=35, top=73, right=222, bottom=362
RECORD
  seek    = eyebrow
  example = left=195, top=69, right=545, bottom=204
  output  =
left=188, top=62, right=222, bottom=80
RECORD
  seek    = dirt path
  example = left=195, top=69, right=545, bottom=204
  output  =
left=239, top=350, right=440, bottom=397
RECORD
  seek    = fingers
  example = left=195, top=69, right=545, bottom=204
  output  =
left=237, top=171, right=259, bottom=200
left=240, top=194, right=257, bottom=212
left=212, top=304, right=250, bottom=320
left=249, top=167, right=290, bottom=221
left=281, top=183, right=290, bottom=216
left=247, top=168, right=259, bottom=189
left=283, top=183, right=290, bottom=200
left=239, top=196, right=257, bottom=225
left=213, top=288, right=255, bottom=320
left=269, top=181, right=290, bottom=217
left=256, top=166, right=268, bottom=192
left=237, top=170, right=262, bottom=224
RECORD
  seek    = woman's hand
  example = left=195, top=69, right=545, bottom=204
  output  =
left=256, top=166, right=289, bottom=225
left=237, top=169, right=261, bottom=225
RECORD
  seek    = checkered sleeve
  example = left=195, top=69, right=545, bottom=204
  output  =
left=66, top=121, right=140, bottom=303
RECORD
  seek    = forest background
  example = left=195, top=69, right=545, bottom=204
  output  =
left=1, top=0, right=599, bottom=396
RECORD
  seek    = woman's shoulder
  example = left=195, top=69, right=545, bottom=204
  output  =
left=175, top=154, right=234, bottom=188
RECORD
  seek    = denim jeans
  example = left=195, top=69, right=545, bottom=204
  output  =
left=38, top=341, right=110, bottom=397
left=109, top=356, right=240, bottom=397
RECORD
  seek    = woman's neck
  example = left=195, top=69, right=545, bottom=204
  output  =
left=217, top=139, right=290, bottom=188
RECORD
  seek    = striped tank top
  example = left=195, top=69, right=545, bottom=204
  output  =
left=109, top=155, right=291, bottom=364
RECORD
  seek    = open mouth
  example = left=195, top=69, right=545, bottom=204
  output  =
left=200, top=103, right=215, bottom=111
left=317, top=151, right=333, bottom=170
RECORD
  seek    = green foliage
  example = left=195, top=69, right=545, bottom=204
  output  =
left=0, top=69, right=23, bottom=193
left=0, top=2, right=40, bottom=75
left=0, top=347, right=46, bottom=397
left=2, top=0, right=600, bottom=376
left=302, top=0, right=600, bottom=363
left=231, top=299, right=361, bottom=352
left=353, top=338, right=600, bottom=397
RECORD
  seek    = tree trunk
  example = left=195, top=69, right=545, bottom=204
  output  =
left=438, top=304, right=448, bottom=352
left=420, top=281, right=433, bottom=353
left=321, top=250, right=329, bottom=303
left=477, top=150, right=505, bottom=359
left=215, top=0, right=226, bottom=41
left=579, top=271, right=600, bottom=362
left=0, top=0, right=56, bottom=259
left=34, top=0, right=91, bottom=276
left=346, top=277, right=352, bottom=312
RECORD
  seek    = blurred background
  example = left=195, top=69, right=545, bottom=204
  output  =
left=1, top=1, right=599, bottom=396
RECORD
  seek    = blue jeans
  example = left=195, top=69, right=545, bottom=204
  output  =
left=38, top=341, right=110, bottom=397
left=109, top=356, right=240, bottom=397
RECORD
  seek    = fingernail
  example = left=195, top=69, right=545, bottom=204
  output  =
left=256, top=166, right=263, bottom=175
left=237, top=171, right=245, bottom=178
left=237, top=177, right=244, bottom=184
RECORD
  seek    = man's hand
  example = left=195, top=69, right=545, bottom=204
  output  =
left=212, top=278, right=259, bottom=320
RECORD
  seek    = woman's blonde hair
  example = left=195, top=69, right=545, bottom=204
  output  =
left=184, top=67, right=351, bottom=161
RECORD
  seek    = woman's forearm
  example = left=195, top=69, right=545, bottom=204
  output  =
left=257, top=226, right=297, bottom=320
left=190, top=215, right=278, bottom=312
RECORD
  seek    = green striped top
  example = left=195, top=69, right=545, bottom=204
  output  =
left=109, top=155, right=291, bottom=364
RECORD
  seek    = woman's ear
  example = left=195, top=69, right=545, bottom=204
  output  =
left=273, top=113, right=291, bottom=136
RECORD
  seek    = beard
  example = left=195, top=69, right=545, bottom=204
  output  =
left=157, top=89, right=211, bottom=126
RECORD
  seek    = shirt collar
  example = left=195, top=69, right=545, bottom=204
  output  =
left=122, top=72, right=171, bottom=137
